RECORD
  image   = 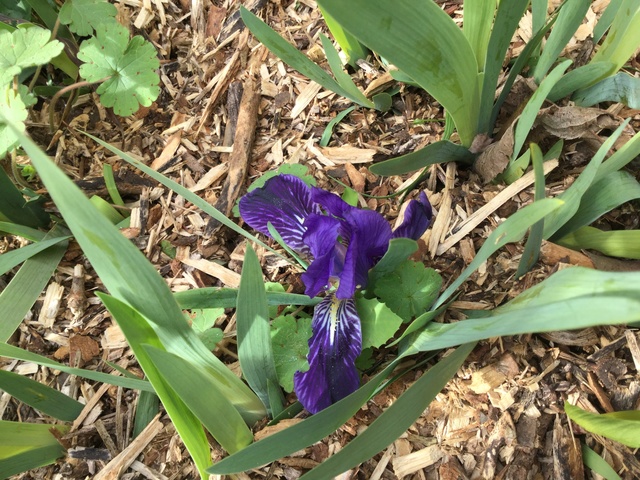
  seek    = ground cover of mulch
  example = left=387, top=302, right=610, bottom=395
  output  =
left=3, top=0, right=640, bottom=478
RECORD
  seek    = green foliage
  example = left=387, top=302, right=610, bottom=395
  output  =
left=187, top=309, right=224, bottom=350
left=0, top=86, right=29, bottom=158
left=355, top=297, right=403, bottom=349
left=373, top=261, right=442, bottom=321
left=271, top=314, right=312, bottom=392
left=0, top=421, right=68, bottom=478
left=0, top=26, right=63, bottom=85
left=78, top=22, right=160, bottom=116
left=58, top=0, right=117, bottom=36
left=565, top=403, right=640, bottom=448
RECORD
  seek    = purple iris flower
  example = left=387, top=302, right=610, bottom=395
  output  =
left=239, top=174, right=432, bottom=413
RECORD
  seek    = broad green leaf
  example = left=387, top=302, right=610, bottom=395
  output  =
left=99, top=294, right=212, bottom=477
left=0, top=26, right=63, bottom=85
left=590, top=0, right=640, bottom=71
left=58, top=0, right=117, bottom=36
left=0, top=342, right=152, bottom=391
left=463, top=0, right=497, bottom=72
left=369, top=140, right=474, bottom=176
left=3, top=124, right=265, bottom=421
left=320, top=106, right=356, bottom=147
left=237, top=244, right=283, bottom=414
left=144, top=345, right=254, bottom=454
left=0, top=421, right=67, bottom=478
left=558, top=226, right=640, bottom=259
left=374, top=261, right=442, bottom=321
left=0, top=168, right=48, bottom=228
left=592, top=0, right=622, bottom=43
left=533, top=0, right=590, bottom=83
left=0, top=85, right=28, bottom=158
left=355, top=297, right=403, bottom=349
left=516, top=143, right=546, bottom=278
left=548, top=62, right=615, bottom=102
left=477, top=0, right=529, bottom=135
left=565, top=403, right=640, bottom=448
left=582, top=443, right=622, bottom=480
left=299, top=343, right=475, bottom=480
left=545, top=121, right=628, bottom=239
left=435, top=198, right=564, bottom=309
left=0, top=235, right=68, bottom=276
left=132, top=390, right=159, bottom=439
left=271, top=314, right=312, bottom=392
left=320, top=34, right=372, bottom=108
left=406, top=271, right=640, bottom=355
left=240, top=7, right=374, bottom=109
left=316, top=0, right=480, bottom=147
left=0, top=236, right=67, bottom=342
left=0, top=369, right=83, bottom=421
left=0, top=0, right=30, bottom=18
left=318, top=4, right=368, bottom=67
left=208, top=360, right=402, bottom=474
left=174, top=287, right=320, bottom=310
left=574, top=72, right=640, bottom=109
left=510, top=60, right=571, bottom=163
left=0, top=221, right=45, bottom=241
left=78, top=22, right=160, bottom=116
left=594, top=128, right=640, bottom=183
left=555, top=171, right=640, bottom=238
left=188, top=308, right=225, bottom=332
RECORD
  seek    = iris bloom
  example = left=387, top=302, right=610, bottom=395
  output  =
left=239, top=174, right=432, bottom=413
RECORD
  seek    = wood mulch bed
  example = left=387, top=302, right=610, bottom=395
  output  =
left=3, top=0, right=640, bottom=478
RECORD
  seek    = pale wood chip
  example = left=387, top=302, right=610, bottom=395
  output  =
left=188, top=163, right=229, bottom=193
left=38, top=282, right=64, bottom=328
left=291, top=81, right=322, bottom=119
left=150, top=131, right=182, bottom=171
left=94, top=415, right=164, bottom=480
left=437, top=159, right=559, bottom=255
left=318, top=146, right=377, bottom=164
left=393, top=445, right=445, bottom=479
left=625, top=330, right=640, bottom=373
left=540, top=240, right=595, bottom=268
left=176, top=246, right=241, bottom=287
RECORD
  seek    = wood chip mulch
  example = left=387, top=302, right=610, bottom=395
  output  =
left=2, top=0, right=640, bottom=479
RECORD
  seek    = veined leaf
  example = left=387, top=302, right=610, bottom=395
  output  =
left=174, top=287, right=320, bottom=310
left=574, top=72, right=640, bottom=109
left=463, top=0, right=497, bottom=72
left=533, top=0, right=591, bottom=83
left=404, top=268, right=640, bottom=356
left=318, top=4, right=368, bottom=67
left=316, top=0, right=480, bottom=146
left=557, top=226, right=640, bottom=259
left=582, top=443, right=622, bottom=480
left=565, top=403, right=640, bottom=448
left=236, top=244, right=283, bottom=415
left=0, top=369, right=83, bottom=421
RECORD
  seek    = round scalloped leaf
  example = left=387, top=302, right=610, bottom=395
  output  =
left=59, top=0, right=118, bottom=36
left=0, top=86, right=28, bottom=158
left=270, top=315, right=312, bottom=393
left=0, top=26, right=64, bottom=86
left=78, top=22, right=160, bottom=116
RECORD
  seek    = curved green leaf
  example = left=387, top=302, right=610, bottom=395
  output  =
left=566, top=403, right=640, bottom=448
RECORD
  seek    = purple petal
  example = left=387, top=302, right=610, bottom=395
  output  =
left=300, top=215, right=342, bottom=297
left=392, top=191, right=433, bottom=240
left=311, top=188, right=353, bottom=219
left=336, top=209, right=392, bottom=299
left=239, top=175, right=320, bottom=255
left=294, top=296, right=362, bottom=413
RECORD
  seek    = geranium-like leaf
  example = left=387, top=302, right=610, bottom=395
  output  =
left=271, top=314, right=312, bottom=393
left=59, top=0, right=118, bottom=36
left=355, top=296, right=403, bottom=349
left=78, top=22, right=160, bottom=116
left=0, top=86, right=28, bottom=157
left=0, top=26, right=64, bottom=86
left=374, top=260, right=442, bottom=321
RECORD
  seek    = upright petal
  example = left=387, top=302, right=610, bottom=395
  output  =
left=392, top=191, right=433, bottom=240
left=294, top=296, right=362, bottom=413
left=336, top=209, right=392, bottom=299
left=301, top=214, right=342, bottom=297
left=311, top=188, right=353, bottom=219
left=239, top=174, right=320, bottom=255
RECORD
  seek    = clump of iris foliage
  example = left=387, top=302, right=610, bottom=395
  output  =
left=0, top=1, right=639, bottom=479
